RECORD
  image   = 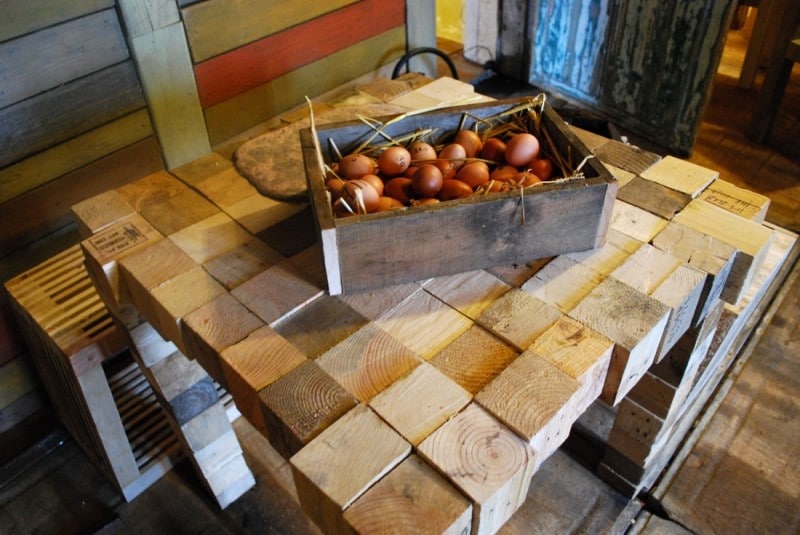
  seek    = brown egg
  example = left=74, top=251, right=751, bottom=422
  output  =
left=456, top=161, right=490, bottom=188
left=511, top=171, right=542, bottom=187
left=433, top=159, right=457, bottom=180
left=378, top=146, right=412, bottom=176
left=325, top=177, right=346, bottom=200
left=411, top=198, right=441, bottom=206
left=454, top=129, right=483, bottom=158
left=438, top=143, right=467, bottom=169
left=338, top=153, right=375, bottom=179
left=376, top=196, right=405, bottom=211
left=384, top=177, right=414, bottom=204
left=529, top=157, right=554, bottom=181
left=412, top=164, right=444, bottom=198
left=438, top=179, right=474, bottom=200
left=408, top=141, right=437, bottom=162
left=359, top=173, right=385, bottom=196
left=491, top=164, right=520, bottom=182
left=342, top=179, right=380, bottom=213
left=479, top=137, right=507, bottom=162
left=504, top=133, right=540, bottom=167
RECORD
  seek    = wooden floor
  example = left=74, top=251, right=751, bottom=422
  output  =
left=0, top=24, right=798, bottom=535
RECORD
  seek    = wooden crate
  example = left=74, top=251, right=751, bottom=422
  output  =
left=302, top=98, right=618, bottom=294
left=4, top=244, right=233, bottom=501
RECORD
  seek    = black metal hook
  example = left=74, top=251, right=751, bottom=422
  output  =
left=391, top=47, right=459, bottom=80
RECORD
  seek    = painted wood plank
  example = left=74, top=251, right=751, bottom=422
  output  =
left=0, top=60, right=145, bottom=169
left=0, top=0, right=113, bottom=42
left=129, top=22, right=211, bottom=169
left=0, top=9, right=128, bottom=108
left=194, top=0, right=405, bottom=107
left=417, top=403, right=536, bottom=535
left=181, top=0, right=358, bottom=62
left=203, top=26, right=406, bottom=145
left=117, top=0, right=180, bottom=38
left=291, top=403, right=410, bottom=534
left=0, top=137, right=163, bottom=257
left=1, top=110, right=153, bottom=205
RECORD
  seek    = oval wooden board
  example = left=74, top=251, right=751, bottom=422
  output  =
left=234, top=103, right=409, bottom=202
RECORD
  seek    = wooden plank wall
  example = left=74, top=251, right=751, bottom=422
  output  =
left=183, top=0, right=408, bottom=144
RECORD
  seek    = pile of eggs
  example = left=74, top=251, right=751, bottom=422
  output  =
left=325, top=130, right=557, bottom=216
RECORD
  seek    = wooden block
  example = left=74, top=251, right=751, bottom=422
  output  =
left=316, top=323, right=421, bottom=402
left=369, top=362, right=471, bottom=446
left=375, top=290, right=472, bottom=360
left=343, top=454, right=472, bottom=535
left=672, top=199, right=775, bottom=304
left=220, top=325, right=306, bottom=433
left=617, top=176, right=691, bottom=219
left=565, top=227, right=643, bottom=277
left=223, top=194, right=306, bottom=236
left=181, top=292, right=265, bottom=387
left=417, top=403, right=536, bottom=535
left=128, top=321, right=178, bottom=368
left=476, top=352, right=580, bottom=465
left=569, top=276, right=671, bottom=405
left=285, top=244, right=328, bottom=291
left=593, top=139, right=661, bottom=175
left=651, top=221, right=738, bottom=322
left=475, top=289, right=562, bottom=352
left=423, top=269, right=511, bottom=320
left=649, top=264, right=706, bottom=361
left=197, top=444, right=254, bottom=508
left=179, top=401, right=231, bottom=453
left=698, top=178, right=771, bottom=223
left=570, top=125, right=610, bottom=153
left=117, top=0, right=180, bottom=38
left=259, top=359, right=357, bottom=458
left=272, top=295, right=368, bottom=358
left=290, top=403, right=411, bottom=534
left=606, top=397, right=664, bottom=465
left=183, top=165, right=258, bottom=208
left=71, top=189, right=136, bottom=238
left=339, top=282, right=423, bottom=321
left=487, top=257, right=552, bottom=288
left=138, top=187, right=220, bottom=236
left=116, top=170, right=189, bottom=212
left=610, top=200, right=668, bottom=243
left=167, top=212, right=253, bottom=265
left=149, top=351, right=219, bottom=424
left=529, top=315, right=614, bottom=415
left=231, top=259, right=324, bottom=325
left=429, top=325, right=519, bottom=395
left=521, top=255, right=604, bottom=312
left=602, top=163, right=637, bottom=188
left=255, top=204, right=319, bottom=257
left=639, top=155, right=718, bottom=198
left=202, top=237, right=284, bottom=290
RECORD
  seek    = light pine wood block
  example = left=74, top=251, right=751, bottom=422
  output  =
left=116, top=170, right=190, bottom=212
left=672, top=199, right=775, bottom=305
left=339, top=282, right=423, bottom=321
left=181, top=292, right=265, bottom=387
left=650, top=264, right=706, bottom=361
left=487, top=257, right=552, bottom=288
left=291, top=404, right=411, bottom=535
left=375, top=290, right=472, bottom=360
left=224, top=194, right=306, bottom=235
left=202, top=238, right=284, bottom=290
left=423, top=270, right=511, bottom=320
left=476, top=289, right=562, bottom=352
left=284, top=244, right=327, bottom=293
left=603, top=163, right=637, bottom=188
left=606, top=397, right=664, bottom=465
left=417, top=403, right=536, bottom=535
left=569, top=277, right=671, bottom=405
left=220, top=325, right=306, bottom=433
left=610, top=200, right=668, bottom=243
left=194, top=431, right=254, bottom=508
left=138, top=186, right=220, bottom=236
left=639, top=155, right=718, bottom=197
left=651, top=221, right=738, bottom=322
left=610, top=244, right=683, bottom=295
left=566, top=227, right=642, bottom=277
left=128, top=321, right=178, bottom=368
left=273, top=295, right=368, bottom=359
left=476, top=352, right=580, bottom=465
left=180, top=402, right=232, bottom=453
left=521, top=256, right=604, bottom=313
left=370, top=362, right=471, bottom=446
left=168, top=212, right=253, bottom=265
left=316, top=324, right=421, bottom=402
left=231, top=259, right=323, bottom=325
left=170, top=152, right=234, bottom=188
left=529, top=315, right=614, bottom=415
left=192, top=166, right=258, bottom=208
left=344, top=454, right=473, bottom=535
left=71, top=189, right=136, bottom=238
left=81, top=213, right=164, bottom=312
left=429, top=325, right=519, bottom=395
left=698, top=178, right=770, bottom=223
left=259, top=359, right=357, bottom=458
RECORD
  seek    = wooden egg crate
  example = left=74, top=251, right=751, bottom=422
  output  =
left=301, top=97, right=618, bottom=295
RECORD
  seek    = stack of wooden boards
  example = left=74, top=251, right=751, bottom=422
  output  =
left=68, top=80, right=797, bottom=531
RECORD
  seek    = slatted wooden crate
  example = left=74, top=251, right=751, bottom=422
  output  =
left=4, top=244, right=233, bottom=501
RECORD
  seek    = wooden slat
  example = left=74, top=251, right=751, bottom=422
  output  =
left=0, top=60, right=145, bottom=168
left=0, top=110, right=153, bottom=205
left=194, top=0, right=405, bottom=107
left=0, top=9, right=128, bottom=109
left=181, top=0, right=358, bottom=62
left=116, top=0, right=180, bottom=38
left=0, top=0, right=113, bottom=42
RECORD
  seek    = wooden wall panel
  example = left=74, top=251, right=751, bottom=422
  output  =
left=194, top=0, right=406, bottom=107
left=0, top=9, right=128, bottom=109
left=0, top=0, right=113, bottom=42
left=181, top=0, right=358, bottom=62
left=0, top=61, right=145, bottom=169
left=203, top=26, right=406, bottom=145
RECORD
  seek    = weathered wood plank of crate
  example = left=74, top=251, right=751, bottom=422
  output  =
left=343, top=454, right=473, bottom=534
left=698, top=178, right=771, bottom=223
left=593, top=139, right=662, bottom=175
left=290, top=403, right=411, bottom=535
left=417, top=403, right=536, bottom=535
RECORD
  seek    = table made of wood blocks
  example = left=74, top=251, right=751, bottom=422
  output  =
left=70, top=83, right=796, bottom=535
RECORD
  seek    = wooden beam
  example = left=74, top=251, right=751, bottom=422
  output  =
left=476, top=289, right=561, bottom=352
left=423, top=270, right=511, bottom=320
left=117, top=0, right=180, bottom=38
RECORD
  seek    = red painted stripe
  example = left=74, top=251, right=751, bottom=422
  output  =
left=194, top=0, right=406, bottom=108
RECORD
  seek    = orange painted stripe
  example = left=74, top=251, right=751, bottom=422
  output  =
left=194, top=0, right=405, bottom=108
